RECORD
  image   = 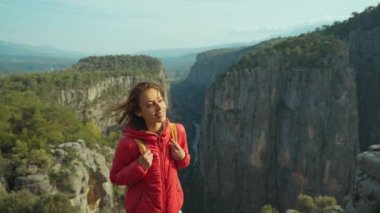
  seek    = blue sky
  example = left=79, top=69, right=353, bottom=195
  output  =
left=0, top=0, right=379, bottom=54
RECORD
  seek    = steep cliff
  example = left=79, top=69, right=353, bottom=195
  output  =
left=172, top=40, right=283, bottom=213
left=174, top=39, right=282, bottom=123
left=57, top=55, right=169, bottom=132
left=348, top=27, right=380, bottom=151
left=199, top=34, right=358, bottom=212
left=323, top=4, right=380, bottom=151
left=58, top=75, right=144, bottom=131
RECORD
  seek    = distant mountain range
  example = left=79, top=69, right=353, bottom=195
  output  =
left=0, top=40, right=87, bottom=58
left=0, top=40, right=259, bottom=76
left=0, top=41, right=87, bottom=74
left=139, top=41, right=258, bottom=58
left=0, top=40, right=257, bottom=59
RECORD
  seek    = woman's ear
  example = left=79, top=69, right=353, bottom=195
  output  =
left=135, top=110, right=142, bottom=117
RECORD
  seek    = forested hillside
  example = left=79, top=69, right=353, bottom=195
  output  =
left=0, top=55, right=167, bottom=212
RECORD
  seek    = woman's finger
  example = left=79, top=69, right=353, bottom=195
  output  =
left=169, top=141, right=181, bottom=150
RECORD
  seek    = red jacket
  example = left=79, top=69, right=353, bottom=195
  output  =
left=110, top=119, right=190, bottom=213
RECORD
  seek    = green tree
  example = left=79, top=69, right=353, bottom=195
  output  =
left=260, top=204, right=279, bottom=213
left=33, top=193, right=80, bottom=213
left=0, top=189, right=37, bottom=213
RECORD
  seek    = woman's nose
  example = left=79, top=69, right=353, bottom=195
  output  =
left=154, top=101, right=162, bottom=109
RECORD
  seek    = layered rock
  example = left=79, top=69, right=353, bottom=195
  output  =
left=178, top=39, right=283, bottom=123
left=199, top=34, right=358, bottom=212
left=58, top=75, right=169, bottom=132
left=50, top=140, right=114, bottom=212
left=57, top=75, right=140, bottom=131
left=345, top=144, right=380, bottom=213
left=11, top=140, right=114, bottom=213
left=175, top=40, right=283, bottom=213
left=56, top=55, right=169, bottom=132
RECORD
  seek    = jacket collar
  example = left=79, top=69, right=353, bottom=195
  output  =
left=124, top=119, right=171, bottom=143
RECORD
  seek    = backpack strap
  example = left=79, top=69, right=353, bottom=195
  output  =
left=135, top=122, right=179, bottom=154
left=170, top=122, right=178, bottom=144
left=135, top=139, right=146, bottom=154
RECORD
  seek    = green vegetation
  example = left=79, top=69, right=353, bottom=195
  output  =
left=319, top=3, right=380, bottom=39
left=0, top=189, right=37, bottom=213
left=260, top=194, right=342, bottom=213
left=74, top=55, right=161, bottom=74
left=0, top=54, right=162, bottom=166
left=0, top=91, right=98, bottom=152
left=296, top=194, right=343, bottom=213
left=0, top=55, right=161, bottom=98
left=260, top=204, right=279, bottom=213
left=0, top=189, right=80, bottom=213
left=266, top=33, right=343, bottom=67
left=220, top=33, right=347, bottom=85
left=200, top=48, right=242, bottom=60
left=0, top=54, right=163, bottom=211
left=34, top=193, right=80, bottom=213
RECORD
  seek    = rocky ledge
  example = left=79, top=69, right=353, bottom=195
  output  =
left=345, top=144, right=380, bottom=213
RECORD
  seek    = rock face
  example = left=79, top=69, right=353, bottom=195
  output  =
left=12, top=140, right=114, bottom=213
left=345, top=144, right=380, bottom=213
left=14, top=167, right=53, bottom=194
left=199, top=35, right=358, bottom=212
left=58, top=74, right=168, bottom=132
left=50, top=140, right=114, bottom=213
left=174, top=40, right=283, bottom=213
left=322, top=5, right=380, bottom=151
left=55, top=55, right=169, bottom=133
left=187, top=48, right=246, bottom=86
left=177, top=39, right=283, bottom=123
left=348, top=27, right=380, bottom=151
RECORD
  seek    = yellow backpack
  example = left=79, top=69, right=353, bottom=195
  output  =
left=135, top=123, right=178, bottom=154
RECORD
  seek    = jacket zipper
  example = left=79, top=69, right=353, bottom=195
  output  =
left=140, top=191, right=146, bottom=204
left=158, top=134, right=167, bottom=213
left=144, top=123, right=167, bottom=212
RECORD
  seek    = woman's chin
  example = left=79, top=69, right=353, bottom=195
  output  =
left=159, top=116, right=167, bottom=122
left=154, top=115, right=166, bottom=123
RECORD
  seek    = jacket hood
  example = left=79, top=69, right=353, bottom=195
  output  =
left=124, top=118, right=171, bottom=143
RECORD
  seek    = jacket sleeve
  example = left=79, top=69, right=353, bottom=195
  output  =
left=175, top=123, right=191, bottom=170
left=109, top=136, right=148, bottom=186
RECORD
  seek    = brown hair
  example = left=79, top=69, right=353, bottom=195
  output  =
left=113, top=81, right=165, bottom=130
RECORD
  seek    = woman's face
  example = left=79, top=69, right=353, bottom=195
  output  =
left=135, top=88, right=167, bottom=129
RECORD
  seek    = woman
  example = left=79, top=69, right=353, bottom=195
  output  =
left=110, top=82, right=190, bottom=213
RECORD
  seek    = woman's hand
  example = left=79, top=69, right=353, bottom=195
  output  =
left=138, top=149, right=153, bottom=169
left=169, top=140, right=185, bottom=160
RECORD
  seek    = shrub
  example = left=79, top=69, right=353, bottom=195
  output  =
left=260, top=204, right=279, bottom=213
left=33, top=192, right=80, bottom=213
left=29, top=148, right=53, bottom=172
left=0, top=189, right=37, bottom=213
left=297, top=194, right=342, bottom=213
left=298, top=194, right=317, bottom=211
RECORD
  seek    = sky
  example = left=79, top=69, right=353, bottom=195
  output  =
left=0, top=0, right=379, bottom=55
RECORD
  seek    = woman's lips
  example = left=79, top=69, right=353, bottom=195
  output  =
left=155, top=111, right=164, bottom=117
